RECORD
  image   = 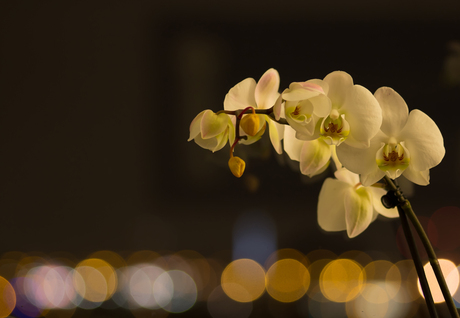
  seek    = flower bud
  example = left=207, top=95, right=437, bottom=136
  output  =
left=228, top=156, right=246, bottom=178
left=240, top=114, right=260, bottom=136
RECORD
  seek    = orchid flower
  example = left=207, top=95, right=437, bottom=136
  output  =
left=283, top=125, right=331, bottom=177
left=281, top=81, right=331, bottom=140
left=223, top=68, right=285, bottom=154
left=336, top=87, right=445, bottom=186
left=188, top=110, right=235, bottom=152
left=317, top=167, right=398, bottom=238
left=307, top=71, right=382, bottom=148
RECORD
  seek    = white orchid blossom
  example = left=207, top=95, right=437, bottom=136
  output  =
left=188, top=110, right=235, bottom=152
left=281, top=81, right=331, bottom=140
left=223, top=68, right=285, bottom=154
left=284, top=125, right=331, bottom=177
left=318, top=167, right=398, bottom=238
left=307, top=71, right=383, bottom=148
left=337, top=87, right=445, bottom=186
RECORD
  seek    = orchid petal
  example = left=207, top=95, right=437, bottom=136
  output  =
left=300, top=139, right=331, bottom=177
left=213, top=129, right=229, bottom=152
left=284, top=126, right=304, bottom=162
left=334, top=167, right=360, bottom=186
left=224, top=78, right=257, bottom=111
left=282, top=82, right=323, bottom=101
left=255, top=68, right=280, bottom=109
left=267, top=116, right=284, bottom=154
left=399, top=109, right=445, bottom=172
left=341, top=85, right=382, bottom=148
left=374, top=87, right=409, bottom=137
left=295, top=118, right=322, bottom=141
left=344, top=187, right=373, bottom=238
left=402, top=165, right=430, bottom=186
left=310, top=94, right=332, bottom=118
left=201, top=110, right=230, bottom=139
left=188, top=110, right=205, bottom=141
left=273, top=95, right=283, bottom=120
left=368, top=187, right=399, bottom=218
left=323, top=71, right=354, bottom=107
left=307, top=79, right=329, bottom=95
left=360, top=168, right=385, bottom=187
left=194, top=133, right=219, bottom=151
left=317, top=178, right=348, bottom=232
left=336, top=133, right=386, bottom=181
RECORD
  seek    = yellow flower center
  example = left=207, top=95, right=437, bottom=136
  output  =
left=320, top=110, right=350, bottom=146
left=376, top=140, right=410, bottom=179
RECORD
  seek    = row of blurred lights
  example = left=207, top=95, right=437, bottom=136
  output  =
left=0, top=249, right=459, bottom=318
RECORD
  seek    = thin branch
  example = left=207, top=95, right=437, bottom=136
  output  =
left=397, top=205, right=438, bottom=318
left=384, top=176, right=459, bottom=318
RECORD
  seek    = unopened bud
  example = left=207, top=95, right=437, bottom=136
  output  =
left=228, top=156, right=246, bottom=178
left=240, top=114, right=260, bottom=136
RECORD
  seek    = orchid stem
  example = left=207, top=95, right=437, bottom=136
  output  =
left=397, top=204, right=438, bottom=318
left=216, top=107, right=289, bottom=125
left=384, top=176, right=460, bottom=318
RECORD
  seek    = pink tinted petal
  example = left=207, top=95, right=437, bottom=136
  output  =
left=345, top=187, right=373, bottom=238
left=317, top=178, right=349, bottom=232
left=307, top=79, right=329, bottom=95
left=374, top=87, right=409, bottom=137
left=399, top=109, right=445, bottom=172
left=273, top=95, right=283, bottom=120
left=255, top=68, right=280, bottom=109
left=224, top=78, right=257, bottom=111
left=323, top=71, right=354, bottom=107
left=282, top=82, right=322, bottom=101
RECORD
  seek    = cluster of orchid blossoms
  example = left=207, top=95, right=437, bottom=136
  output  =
left=188, top=69, right=445, bottom=238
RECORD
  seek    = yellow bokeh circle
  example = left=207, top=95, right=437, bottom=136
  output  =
left=74, top=258, right=117, bottom=302
left=221, top=259, right=265, bottom=302
left=0, top=276, right=16, bottom=318
left=266, top=259, right=310, bottom=302
left=320, top=259, right=364, bottom=303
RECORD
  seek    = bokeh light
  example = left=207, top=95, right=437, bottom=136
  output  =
left=417, top=259, right=459, bottom=303
left=428, top=206, right=460, bottom=251
left=74, top=258, right=117, bottom=303
left=320, top=259, right=364, bottom=303
left=221, top=259, right=266, bottom=302
left=160, top=270, right=197, bottom=313
left=266, top=259, right=310, bottom=302
left=0, top=276, right=16, bottom=318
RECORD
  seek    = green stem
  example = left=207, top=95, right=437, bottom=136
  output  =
left=397, top=205, right=438, bottom=318
left=384, top=176, right=459, bottom=318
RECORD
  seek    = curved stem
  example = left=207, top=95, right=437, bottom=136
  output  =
left=384, top=176, right=459, bottom=318
left=397, top=205, right=438, bottom=318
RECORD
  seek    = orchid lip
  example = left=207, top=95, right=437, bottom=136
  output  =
left=376, top=141, right=411, bottom=178
left=320, top=113, right=350, bottom=146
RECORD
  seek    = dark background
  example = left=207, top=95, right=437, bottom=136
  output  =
left=0, top=1, right=460, bottom=315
